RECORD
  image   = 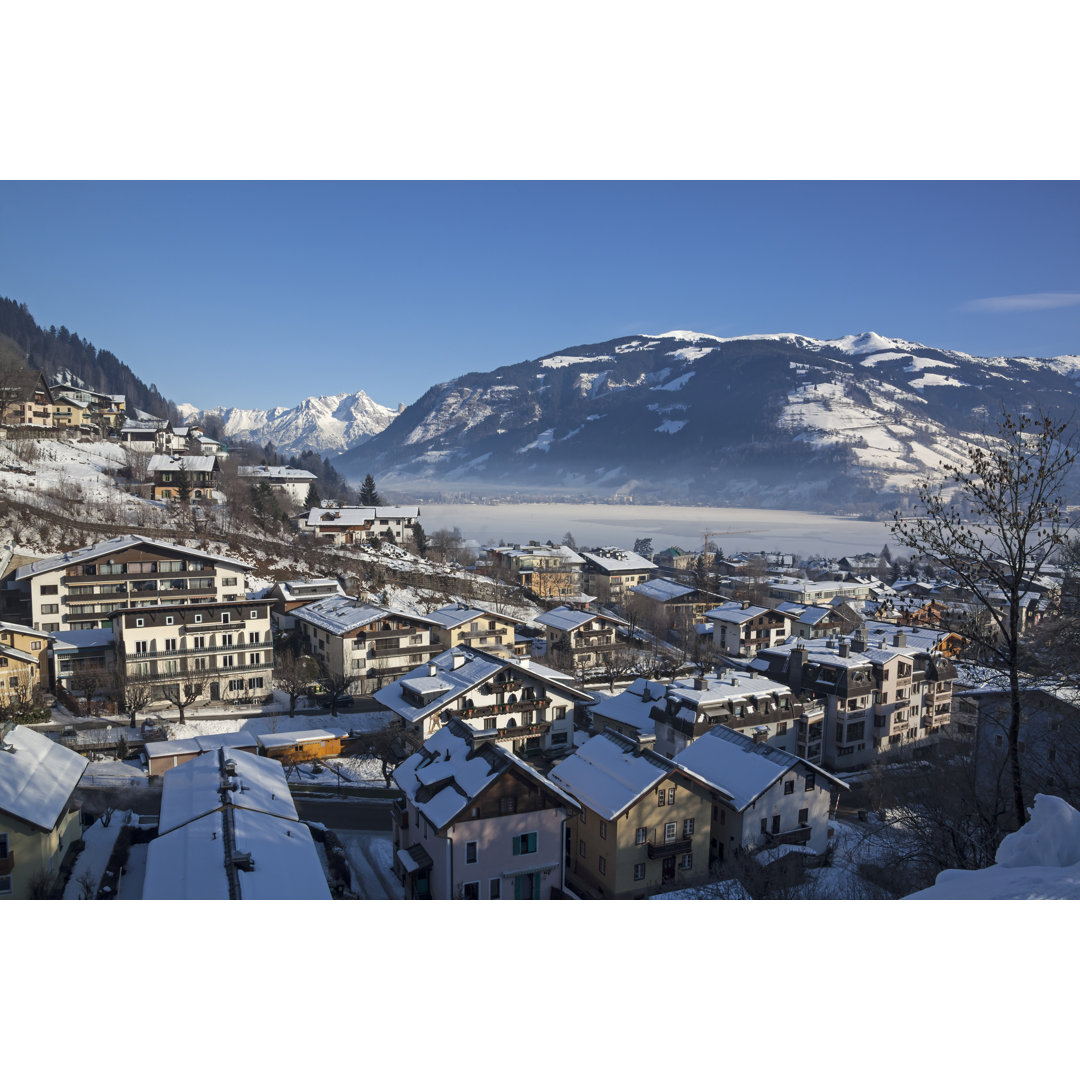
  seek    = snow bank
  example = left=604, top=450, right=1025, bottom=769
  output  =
left=907, top=795, right=1080, bottom=900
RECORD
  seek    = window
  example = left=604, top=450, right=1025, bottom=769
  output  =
left=135, top=641, right=149, bottom=654
left=498, top=796, right=517, bottom=815
left=465, top=842, right=477, bottom=864
left=164, top=639, right=177, bottom=652
left=633, top=863, right=646, bottom=881
left=599, top=821, right=606, bottom=840
left=249, top=653, right=261, bottom=665
left=31, top=641, right=41, bottom=650
left=0, top=874, right=11, bottom=896
left=221, top=613, right=231, bottom=624
left=679, top=853, right=693, bottom=871
left=667, top=787, right=676, bottom=805
left=635, top=827, right=647, bottom=845
left=463, top=881, right=480, bottom=900
left=247, top=677, right=264, bottom=690
left=772, top=815, right=781, bottom=834
left=776, top=721, right=787, bottom=735
left=683, top=818, right=695, bottom=838
left=134, top=618, right=144, bottom=628
left=223, top=577, right=237, bottom=586
left=784, top=780, right=795, bottom=795
left=554, top=706, right=567, bottom=720
left=0, top=834, right=8, bottom=859
left=194, top=614, right=202, bottom=623
left=512, top=832, right=537, bottom=855
left=761, top=818, right=768, bottom=834
left=805, top=775, right=816, bottom=792
left=598, top=855, right=607, bottom=875
left=191, top=636, right=205, bottom=649
left=580, top=807, right=586, bottom=823
left=798, top=808, right=809, bottom=826
left=221, top=655, right=235, bottom=667
left=578, top=840, right=586, bottom=858
left=489, top=878, right=501, bottom=900
left=664, top=822, right=677, bottom=843
left=657, top=789, right=666, bottom=807
left=165, top=615, right=174, bottom=625
left=40, top=584, right=58, bottom=595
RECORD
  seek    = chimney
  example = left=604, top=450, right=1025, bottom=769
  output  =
left=452, top=652, right=467, bottom=670
left=518, top=656, right=531, bottom=669
left=788, top=645, right=807, bottom=693
left=694, top=676, right=708, bottom=691
left=838, top=642, right=850, bottom=658
left=852, top=626, right=868, bottom=652
left=427, top=662, right=437, bottom=677
left=893, top=630, right=907, bottom=648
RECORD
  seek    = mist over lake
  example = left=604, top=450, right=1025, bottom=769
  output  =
left=417, top=503, right=906, bottom=559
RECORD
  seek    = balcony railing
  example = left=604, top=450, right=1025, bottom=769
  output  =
left=482, top=680, right=523, bottom=695
left=764, top=826, right=813, bottom=846
left=452, top=698, right=549, bottom=720
left=647, top=838, right=693, bottom=859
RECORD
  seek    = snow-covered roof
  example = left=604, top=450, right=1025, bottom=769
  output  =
left=0, top=642, right=38, bottom=665
left=256, top=728, right=348, bottom=750
left=630, top=578, right=696, bottom=603
left=579, top=548, right=657, bottom=573
left=50, top=628, right=115, bottom=651
left=674, top=726, right=846, bottom=811
left=142, top=812, right=329, bottom=900
left=306, top=505, right=419, bottom=527
left=705, top=603, right=778, bottom=625
left=157, top=749, right=299, bottom=834
left=147, top=455, right=217, bottom=472
left=422, top=604, right=522, bottom=629
left=237, top=465, right=318, bottom=481
left=145, top=732, right=259, bottom=760
left=394, top=721, right=576, bottom=831
left=534, top=606, right=626, bottom=633
left=589, top=678, right=667, bottom=735
left=548, top=731, right=694, bottom=819
left=0, top=724, right=87, bottom=831
left=0, top=620, right=51, bottom=640
left=14, top=534, right=252, bottom=580
left=292, top=595, right=415, bottom=636
left=374, top=647, right=590, bottom=725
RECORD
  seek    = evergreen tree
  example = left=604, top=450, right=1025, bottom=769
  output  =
left=175, top=462, right=191, bottom=504
left=360, top=473, right=380, bottom=506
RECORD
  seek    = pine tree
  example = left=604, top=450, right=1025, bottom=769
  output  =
left=360, top=473, right=380, bottom=506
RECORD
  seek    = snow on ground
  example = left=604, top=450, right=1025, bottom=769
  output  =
left=62, top=814, right=126, bottom=899
left=337, top=831, right=403, bottom=899
left=654, top=420, right=687, bottom=435
left=909, top=372, right=969, bottom=390
left=163, top=707, right=394, bottom=742
left=117, top=842, right=148, bottom=900
left=907, top=794, right=1080, bottom=899
left=287, top=754, right=390, bottom=789
left=80, top=759, right=151, bottom=788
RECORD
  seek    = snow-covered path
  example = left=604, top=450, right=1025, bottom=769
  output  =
left=338, top=831, right=403, bottom=900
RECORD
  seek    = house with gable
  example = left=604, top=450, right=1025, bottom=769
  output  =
left=533, top=605, right=627, bottom=669
left=0, top=621, right=50, bottom=708
left=421, top=603, right=524, bottom=658
left=674, top=725, right=849, bottom=867
left=375, top=646, right=592, bottom=757
left=148, top=454, right=221, bottom=502
left=237, top=464, right=318, bottom=507
left=268, top=577, right=346, bottom=632
left=628, top=577, right=723, bottom=632
left=0, top=722, right=86, bottom=900
left=548, top=730, right=714, bottom=899
left=392, top=718, right=580, bottom=899
left=588, top=676, right=668, bottom=744
left=486, top=543, right=588, bottom=603
left=706, top=601, right=792, bottom=657
left=300, top=505, right=420, bottom=546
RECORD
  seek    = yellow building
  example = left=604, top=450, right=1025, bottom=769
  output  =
left=0, top=723, right=86, bottom=900
left=0, top=621, right=50, bottom=713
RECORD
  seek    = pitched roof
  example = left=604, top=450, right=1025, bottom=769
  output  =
left=579, top=548, right=657, bottom=573
left=0, top=724, right=87, bottom=831
left=305, top=505, right=419, bottom=527
left=393, top=721, right=576, bottom=831
left=148, top=455, right=217, bottom=472
left=673, top=726, right=847, bottom=811
left=422, top=604, right=522, bottom=629
left=630, top=578, right=697, bottom=603
left=237, top=465, right=318, bottom=481
left=534, top=606, right=627, bottom=632
left=292, top=595, right=417, bottom=636
left=14, top=534, right=252, bottom=579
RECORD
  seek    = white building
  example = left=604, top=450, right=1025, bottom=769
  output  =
left=238, top=465, right=318, bottom=507
left=300, top=505, right=420, bottom=546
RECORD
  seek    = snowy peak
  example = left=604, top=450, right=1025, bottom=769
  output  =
left=183, top=390, right=398, bottom=457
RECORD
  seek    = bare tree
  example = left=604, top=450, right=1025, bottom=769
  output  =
left=890, top=409, right=1076, bottom=827
left=0, top=347, right=37, bottom=425
left=274, top=651, right=320, bottom=717
left=160, top=678, right=207, bottom=723
left=113, top=669, right=153, bottom=727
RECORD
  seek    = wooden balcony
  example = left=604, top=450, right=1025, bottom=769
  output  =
left=647, top=838, right=692, bottom=859
left=453, top=698, right=549, bottom=720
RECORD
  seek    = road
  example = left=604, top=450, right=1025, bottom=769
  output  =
left=294, top=796, right=394, bottom=832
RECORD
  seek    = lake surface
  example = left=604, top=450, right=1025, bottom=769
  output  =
left=417, top=503, right=907, bottom=559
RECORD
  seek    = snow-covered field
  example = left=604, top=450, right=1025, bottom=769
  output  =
left=418, top=502, right=904, bottom=558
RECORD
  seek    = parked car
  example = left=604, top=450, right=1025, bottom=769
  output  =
left=318, top=693, right=353, bottom=709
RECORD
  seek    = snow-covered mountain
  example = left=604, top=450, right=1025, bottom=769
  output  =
left=181, top=391, right=401, bottom=458
left=335, top=330, right=1080, bottom=511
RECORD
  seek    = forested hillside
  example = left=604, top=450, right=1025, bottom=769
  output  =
left=0, top=296, right=180, bottom=420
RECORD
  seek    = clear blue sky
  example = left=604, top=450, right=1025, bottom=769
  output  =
left=1, top=181, right=1078, bottom=411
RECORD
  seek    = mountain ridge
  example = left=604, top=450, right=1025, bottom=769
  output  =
left=333, top=329, right=1080, bottom=511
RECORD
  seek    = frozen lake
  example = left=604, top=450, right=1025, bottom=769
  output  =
left=417, top=503, right=906, bottom=559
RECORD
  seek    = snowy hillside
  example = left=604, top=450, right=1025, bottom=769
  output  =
left=182, top=391, right=400, bottom=457
left=336, top=329, right=1080, bottom=510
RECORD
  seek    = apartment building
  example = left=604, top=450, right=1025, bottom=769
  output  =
left=752, top=626, right=958, bottom=770
left=579, top=548, right=656, bottom=605
left=112, top=598, right=274, bottom=706
left=421, top=603, right=524, bottom=658
left=292, top=595, right=437, bottom=695
left=706, top=601, right=792, bottom=657
left=533, top=606, right=626, bottom=668
left=14, top=535, right=252, bottom=632
left=486, top=544, right=587, bottom=602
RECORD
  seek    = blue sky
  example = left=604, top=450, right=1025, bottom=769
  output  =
left=1, top=180, right=1078, bottom=411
